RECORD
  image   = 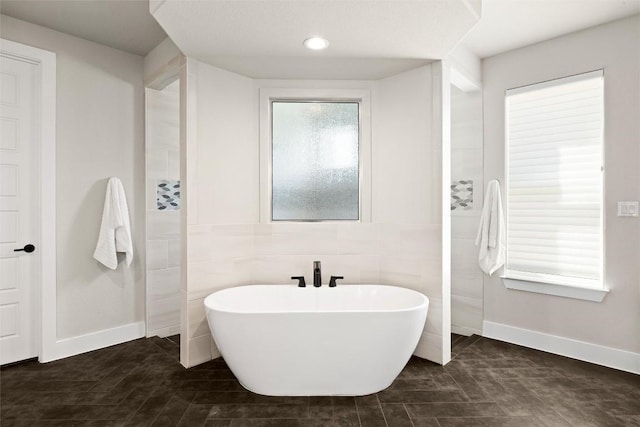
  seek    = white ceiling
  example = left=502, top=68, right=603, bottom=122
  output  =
left=0, top=0, right=167, bottom=56
left=462, top=0, right=640, bottom=58
left=150, top=0, right=480, bottom=79
left=199, top=57, right=434, bottom=81
left=1, top=0, right=638, bottom=75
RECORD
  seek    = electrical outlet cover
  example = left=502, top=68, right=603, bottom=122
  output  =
left=618, top=201, right=639, bottom=217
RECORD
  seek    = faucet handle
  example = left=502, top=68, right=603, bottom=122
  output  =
left=329, top=276, right=344, bottom=287
left=291, top=276, right=306, bottom=287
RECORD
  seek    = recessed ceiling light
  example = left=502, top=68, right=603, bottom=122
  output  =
left=303, top=37, right=329, bottom=51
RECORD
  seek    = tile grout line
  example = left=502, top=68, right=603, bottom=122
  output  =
left=87, top=349, right=130, bottom=393
left=173, top=402, right=195, bottom=427
left=149, top=337, right=175, bottom=355
left=375, top=393, right=390, bottom=427
left=126, top=384, right=166, bottom=424
left=442, top=367, right=476, bottom=402
left=354, top=396, right=364, bottom=427
left=552, top=408, right=575, bottom=427
left=402, top=403, right=417, bottom=427
left=451, top=335, right=484, bottom=357
left=530, top=397, right=575, bottom=427
left=303, top=395, right=310, bottom=421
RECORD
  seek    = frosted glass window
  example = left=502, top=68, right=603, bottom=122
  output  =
left=272, top=101, right=359, bottom=221
left=505, top=70, right=604, bottom=288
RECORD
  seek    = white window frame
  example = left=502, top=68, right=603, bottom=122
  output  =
left=259, top=88, right=371, bottom=223
left=502, top=70, right=608, bottom=302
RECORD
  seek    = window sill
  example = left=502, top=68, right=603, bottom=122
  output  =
left=501, top=277, right=609, bottom=302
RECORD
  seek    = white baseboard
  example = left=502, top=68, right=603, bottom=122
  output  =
left=452, top=324, right=482, bottom=337
left=43, top=321, right=145, bottom=363
left=483, top=321, right=640, bottom=375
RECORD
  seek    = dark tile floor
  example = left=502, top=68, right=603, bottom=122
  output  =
left=2, top=334, right=639, bottom=426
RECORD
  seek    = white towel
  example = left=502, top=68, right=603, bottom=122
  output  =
left=93, top=177, right=133, bottom=269
left=475, top=179, right=506, bottom=276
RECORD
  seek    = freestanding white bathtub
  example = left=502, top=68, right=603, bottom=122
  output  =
left=204, top=284, right=428, bottom=396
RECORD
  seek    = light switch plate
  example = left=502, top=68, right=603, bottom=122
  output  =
left=618, top=201, right=639, bottom=217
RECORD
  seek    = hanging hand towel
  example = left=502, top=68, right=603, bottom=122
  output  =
left=93, top=177, right=133, bottom=269
left=475, top=179, right=506, bottom=276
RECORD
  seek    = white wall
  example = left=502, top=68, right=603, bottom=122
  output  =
left=182, top=60, right=449, bottom=367
left=482, top=15, right=640, bottom=355
left=450, top=86, right=483, bottom=336
left=1, top=15, right=146, bottom=342
left=195, top=65, right=258, bottom=225
left=146, top=80, right=181, bottom=337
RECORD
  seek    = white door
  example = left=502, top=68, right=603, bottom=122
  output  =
left=0, top=50, right=40, bottom=365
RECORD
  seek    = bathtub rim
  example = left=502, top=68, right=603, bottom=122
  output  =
left=204, top=283, right=429, bottom=315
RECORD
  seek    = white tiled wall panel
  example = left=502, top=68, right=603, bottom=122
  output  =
left=148, top=267, right=181, bottom=299
left=146, top=150, right=169, bottom=180
left=168, top=149, right=180, bottom=181
left=146, top=240, right=168, bottom=270
left=168, top=239, right=180, bottom=268
left=450, top=86, right=483, bottom=336
left=188, top=333, right=215, bottom=367
left=378, top=224, right=441, bottom=259
left=336, top=223, right=378, bottom=255
left=187, top=221, right=445, bottom=365
left=424, top=297, right=443, bottom=336
left=451, top=215, right=481, bottom=240
left=147, top=294, right=181, bottom=332
left=415, top=330, right=444, bottom=363
left=188, top=224, right=253, bottom=264
left=188, top=258, right=252, bottom=295
left=187, top=298, right=210, bottom=339
left=254, top=223, right=339, bottom=256
left=146, top=81, right=181, bottom=338
left=451, top=295, right=483, bottom=333
left=451, top=238, right=482, bottom=284
left=147, top=211, right=180, bottom=241
left=451, top=148, right=483, bottom=185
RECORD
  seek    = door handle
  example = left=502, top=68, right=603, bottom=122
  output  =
left=14, top=244, right=35, bottom=253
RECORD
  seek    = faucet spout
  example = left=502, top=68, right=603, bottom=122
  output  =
left=313, top=261, right=322, bottom=287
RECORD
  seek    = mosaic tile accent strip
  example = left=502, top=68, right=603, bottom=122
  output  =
left=451, top=180, right=473, bottom=210
left=157, top=180, right=180, bottom=211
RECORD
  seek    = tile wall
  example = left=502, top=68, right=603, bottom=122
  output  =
left=146, top=79, right=181, bottom=337
left=450, top=86, right=483, bottom=335
left=185, top=222, right=443, bottom=367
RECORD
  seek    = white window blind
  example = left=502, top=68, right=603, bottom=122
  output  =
left=505, top=70, right=604, bottom=288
